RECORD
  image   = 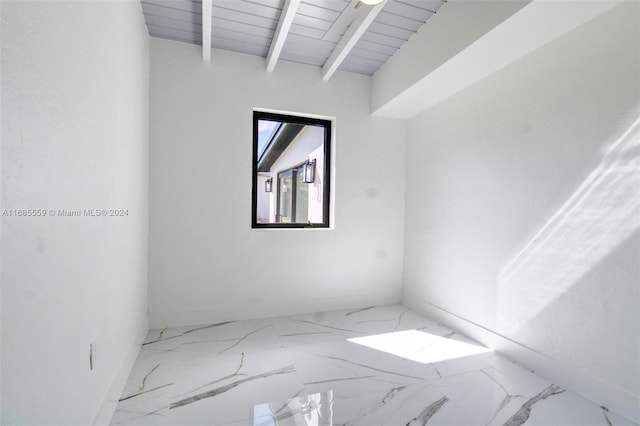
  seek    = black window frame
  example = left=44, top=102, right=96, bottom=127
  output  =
left=252, top=111, right=332, bottom=229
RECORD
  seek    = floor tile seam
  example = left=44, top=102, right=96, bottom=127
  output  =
left=421, top=369, right=570, bottom=426
left=404, top=380, right=504, bottom=426
left=424, top=361, right=551, bottom=388
left=380, top=382, right=467, bottom=425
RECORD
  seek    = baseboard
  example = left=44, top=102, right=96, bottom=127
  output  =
left=93, top=316, right=149, bottom=426
left=403, top=296, right=640, bottom=424
left=149, top=292, right=401, bottom=329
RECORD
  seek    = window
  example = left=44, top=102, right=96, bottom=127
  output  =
left=252, top=111, right=331, bottom=228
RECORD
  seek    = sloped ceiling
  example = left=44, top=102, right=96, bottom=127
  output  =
left=141, top=0, right=446, bottom=77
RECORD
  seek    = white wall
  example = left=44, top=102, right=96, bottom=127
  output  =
left=402, top=1, right=639, bottom=421
left=371, top=0, right=529, bottom=117
left=1, top=1, right=149, bottom=424
left=149, top=38, right=406, bottom=327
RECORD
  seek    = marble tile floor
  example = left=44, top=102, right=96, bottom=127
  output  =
left=111, top=305, right=636, bottom=426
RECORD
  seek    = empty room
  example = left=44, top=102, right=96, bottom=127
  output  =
left=1, top=0, right=638, bottom=424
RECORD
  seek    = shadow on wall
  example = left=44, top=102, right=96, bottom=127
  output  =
left=496, top=116, right=640, bottom=334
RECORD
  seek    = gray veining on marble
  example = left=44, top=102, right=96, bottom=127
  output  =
left=111, top=305, right=638, bottom=426
left=406, top=395, right=449, bottom=425
left=504, top=384, right=565, bottom=426
left=170, top=364, right=296, bottom=409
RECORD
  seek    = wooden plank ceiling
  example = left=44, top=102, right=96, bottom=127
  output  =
left=141, top=0, right=446, bottom=77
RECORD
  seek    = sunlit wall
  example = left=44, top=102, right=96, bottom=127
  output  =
left=402, top=0, right=639, bottom=417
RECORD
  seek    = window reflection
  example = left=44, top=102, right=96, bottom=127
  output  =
left=253, top=390, right=334, bottom=426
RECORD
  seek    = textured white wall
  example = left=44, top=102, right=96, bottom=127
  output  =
left=148, top=38, right=407, bottom=327
left=1, top=1, right=149, bottom=424
left=402, top=1, right=639, bottom=420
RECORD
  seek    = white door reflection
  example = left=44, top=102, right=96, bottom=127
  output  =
left=254, top=391, right=334, bottom=426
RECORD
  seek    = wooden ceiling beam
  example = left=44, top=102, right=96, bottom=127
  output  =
left=266, top=0, right=301, bottom=72
left=322, top=1, right=386, bottom=81
left=202, top=0, right=213, bottom=61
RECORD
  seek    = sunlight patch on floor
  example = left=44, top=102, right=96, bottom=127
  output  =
left=348, top=330, right=491, bottom=364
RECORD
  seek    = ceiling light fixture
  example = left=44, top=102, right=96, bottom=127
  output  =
left=358, top=0, right=385, bottom=5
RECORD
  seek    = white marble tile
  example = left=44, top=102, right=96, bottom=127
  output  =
left=347, top=328, right=492, bottom=380
left=430, top=354, right=493, bottom=379
left=111, top=329, right=182, bottom=425
left=168, top=347, right=305, bottom=425
left=252, top=390, right=336, bottom=426
left=110, top=305, right=638, bottom=426
left=283, top=305, right=446, bottom=338
left=426, top=362, right=576, bottom=426
left=292, top=339, right=440, bottom=394
left=427, top=369, right=520, bottom=424
left=337, top=382, right=479, bottom=425
left=111, top=381, right=173, bottom=426
left=273, top=317, right=366, bottom=347
left=179, top=319, right=281, bottom=362
left=513, top=387, right=638, bottom=426
left=142, top=327, right=184, bottom=352
left=110, top=406, right=172, bottom=426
